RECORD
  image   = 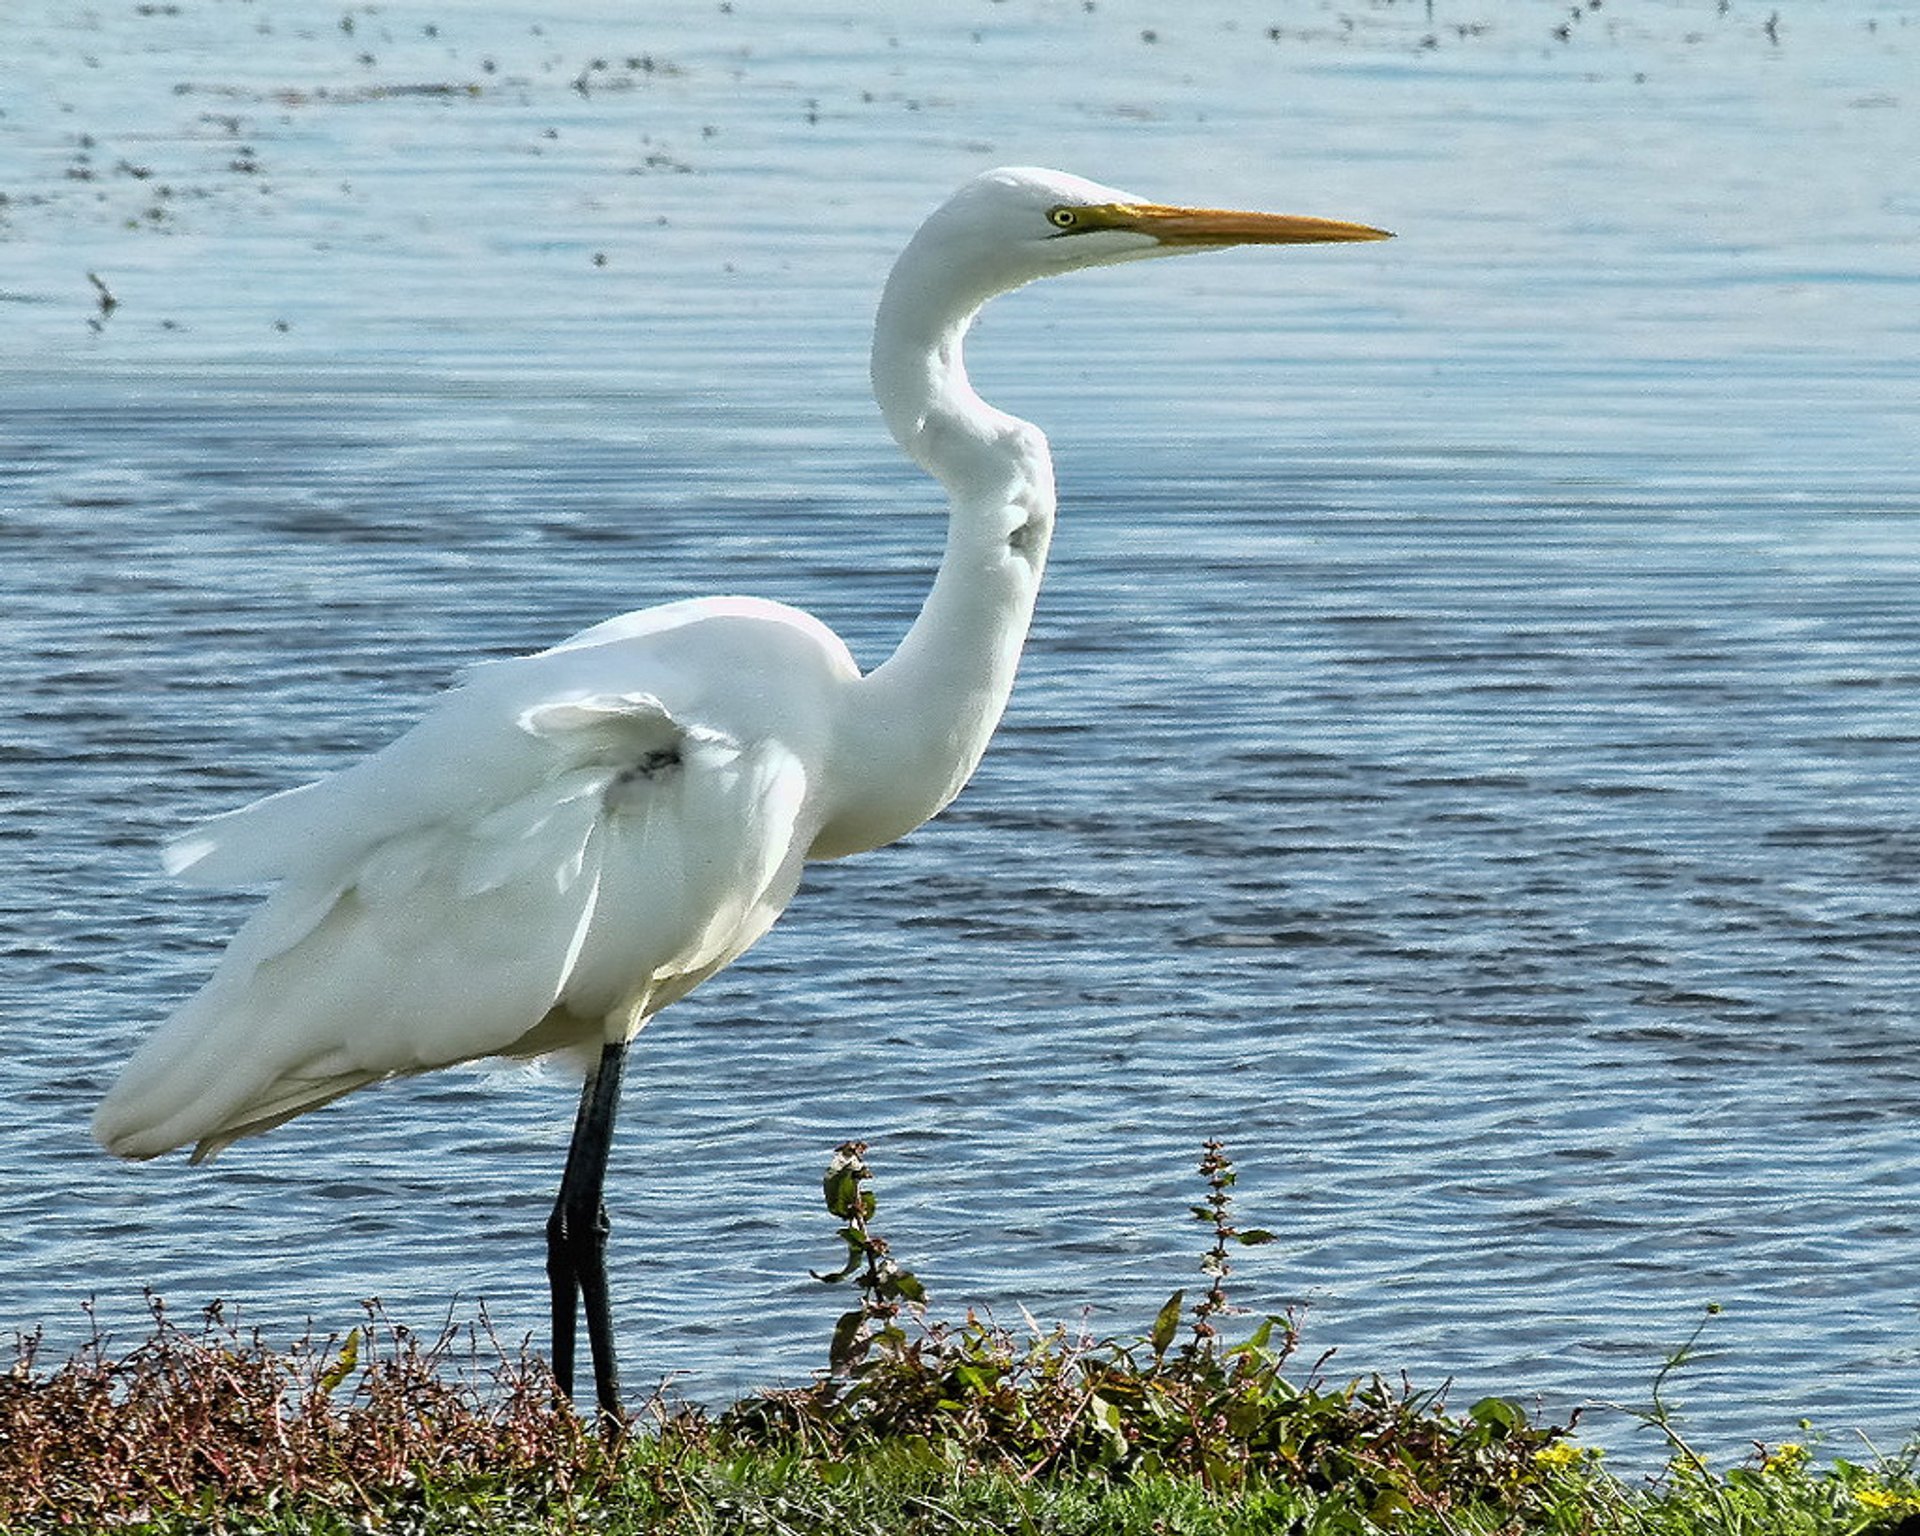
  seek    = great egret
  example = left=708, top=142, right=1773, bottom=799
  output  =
left=93, top=167, right=1389, bottom=1427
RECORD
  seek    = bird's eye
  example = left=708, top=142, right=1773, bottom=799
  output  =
left=1047, top=206, right=1080, bottom=230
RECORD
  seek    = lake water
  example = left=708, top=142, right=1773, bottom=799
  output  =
left=4, top=0, right=1917, bottom=1473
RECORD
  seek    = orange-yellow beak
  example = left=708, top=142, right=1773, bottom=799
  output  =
left=1075, top=202, right=1393, bottom=247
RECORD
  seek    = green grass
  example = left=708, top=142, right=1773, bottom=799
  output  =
left=6, top=1143, right=1916, bottom=1534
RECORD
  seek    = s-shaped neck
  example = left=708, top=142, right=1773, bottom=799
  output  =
left=809, top=255, right=1058, bottom=859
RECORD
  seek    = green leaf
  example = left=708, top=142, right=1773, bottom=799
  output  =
left=953, top=1362, right=995, bottom=1394
left=316, top=1327, right=359, bottom=1396
left=1468, top=1396, right=1527, bottom=1434
left=1149, top=1290, right=1185, bottom=1358
left=887, top=1269, right=927, bottom=1304
left=823, top=1166, right=862, bottom=1219
left=827, top=1309, right=867, bottom=1373
left=809, top=1240, right=864, bottom=1285
left=1237, top=1228, right=1279, bottom=1245
left=1088, top=1392, right=1129, bottom=1464
left=1226, top=1398, right=1268, bottom=1438
left=1229, top=1316, right=1275, bottom=1356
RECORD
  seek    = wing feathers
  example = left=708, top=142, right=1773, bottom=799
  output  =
left=519, top=691, right=675, bottom=744
left=96, top=676, right=818, bottom=1161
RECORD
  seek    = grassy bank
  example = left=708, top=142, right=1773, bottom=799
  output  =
left=6, top=1147, right=1915, bottom=1534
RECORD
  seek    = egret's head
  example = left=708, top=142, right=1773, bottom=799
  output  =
left=904, top=166, right=1391, bottom=301
left=872, top=167, right=1392, bottom=462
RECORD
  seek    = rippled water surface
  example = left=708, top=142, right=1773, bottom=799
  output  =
left=5, top=0, right=1918, bottom=1469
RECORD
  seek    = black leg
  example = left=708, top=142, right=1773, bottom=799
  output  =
left=545, top=1079, right=591, bottom=1404
left=546, top=1040, right=629, bottom=1434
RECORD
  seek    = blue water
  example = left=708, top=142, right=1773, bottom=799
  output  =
left=4, top=0, right=1917, bottom=1472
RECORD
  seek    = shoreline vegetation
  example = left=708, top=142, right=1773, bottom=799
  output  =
left=5, top=1146, right=1915, bottom=1534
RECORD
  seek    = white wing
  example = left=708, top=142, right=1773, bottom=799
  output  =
left=95, top=600, right=845, bottom=1162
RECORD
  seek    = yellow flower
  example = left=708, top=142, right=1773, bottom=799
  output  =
left=1762, top=1442, right=1808, bottom=1474
left=1534, top=1442, right=1585, bottom=1471
left=1855, top=1486, right=1920, bottom=1513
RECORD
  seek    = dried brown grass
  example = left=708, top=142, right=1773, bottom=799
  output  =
left=0, top=1293, right=604, bottom=1528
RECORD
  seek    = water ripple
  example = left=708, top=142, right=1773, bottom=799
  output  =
left=3, top=0, right=1917, bottom=1477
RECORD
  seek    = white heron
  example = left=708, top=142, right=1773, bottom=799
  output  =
left=93, top=167, right=1389, bottom=1426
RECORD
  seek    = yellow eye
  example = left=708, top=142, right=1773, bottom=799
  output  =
left=1047, top=206, right=1079, bottom=230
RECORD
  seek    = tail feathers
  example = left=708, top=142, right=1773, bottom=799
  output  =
left=101, top=773, right=614, bottom=1162
left=93, top=893, right=397, bottom=1161
left=93, top=994, right=382, bottom=1162
left=186, top=1066, right=387, bottom=1164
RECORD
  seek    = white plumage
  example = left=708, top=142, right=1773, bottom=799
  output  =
left=93, top=167, right=1389, bottom=1420
left=96, top=596, right=851, bottom=1160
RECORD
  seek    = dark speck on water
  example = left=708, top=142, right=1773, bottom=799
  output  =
left=1, top=0, right=1916, bottom=1475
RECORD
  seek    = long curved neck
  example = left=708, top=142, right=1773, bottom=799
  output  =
left=811, top=248, right=1057, bottom=859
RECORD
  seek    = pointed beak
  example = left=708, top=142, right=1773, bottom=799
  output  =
left=1091, top=203, right=1393, bottom=247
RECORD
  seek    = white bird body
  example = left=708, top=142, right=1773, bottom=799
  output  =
left=95, top=601, right=798, bottom=1154
left=92, top=166, right=1388, bottom=1421
left=97, top=521, right=1048, bottom=1161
